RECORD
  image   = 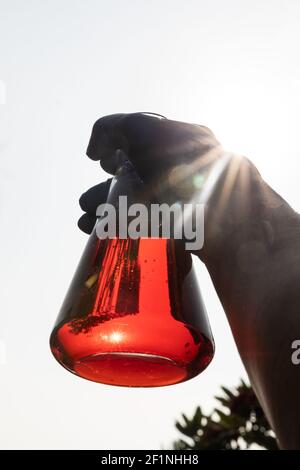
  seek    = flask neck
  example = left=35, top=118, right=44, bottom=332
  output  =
left=106, top=150, right=145, bottom=206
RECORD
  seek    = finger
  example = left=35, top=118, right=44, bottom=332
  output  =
left=86, top=113, right=128, bottom=175
left=77, top=213, right=97, bottom=234
left=86, top=113, right=167, bottom=175
left=79, top=179, right=112, bottom=213
left=98, top=113, right=167, bottom=176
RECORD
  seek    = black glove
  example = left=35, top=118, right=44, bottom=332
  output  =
left=78, top=112, right=221, bottom=235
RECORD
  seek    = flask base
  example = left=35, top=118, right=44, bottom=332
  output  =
left=73, top=352, right=188, bottom=387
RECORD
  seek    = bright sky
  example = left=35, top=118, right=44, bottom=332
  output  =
left=1, top=0, right=300, bottom=450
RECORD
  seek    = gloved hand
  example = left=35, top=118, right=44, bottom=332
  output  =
left=78, top=112, right=222, bottom=245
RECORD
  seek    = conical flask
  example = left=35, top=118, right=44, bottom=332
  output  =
left=50, top=155, right=214, bottom=387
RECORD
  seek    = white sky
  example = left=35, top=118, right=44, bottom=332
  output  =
left=1, top=0, right=300, bottom=450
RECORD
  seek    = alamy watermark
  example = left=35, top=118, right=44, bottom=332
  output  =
left=95, top=196, right=204, bottom=251
left=291, top=340, right=300, bottom=365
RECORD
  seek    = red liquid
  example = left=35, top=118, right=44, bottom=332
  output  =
left=50, top=236, right=214, bottom=387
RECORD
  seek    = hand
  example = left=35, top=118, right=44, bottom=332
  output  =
left=78, top=112, right=222, bottom=238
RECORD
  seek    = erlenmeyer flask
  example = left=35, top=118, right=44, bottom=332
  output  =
left=50, top=155, right=214, bottom=387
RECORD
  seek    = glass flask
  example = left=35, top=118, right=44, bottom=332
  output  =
left=50, top=155, right=214, bottom=387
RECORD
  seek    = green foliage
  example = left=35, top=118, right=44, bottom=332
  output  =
left=173, top=380, right=278, bottom=450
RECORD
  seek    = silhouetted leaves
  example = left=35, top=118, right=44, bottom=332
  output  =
left=173, top=380, right=278, bottom=450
